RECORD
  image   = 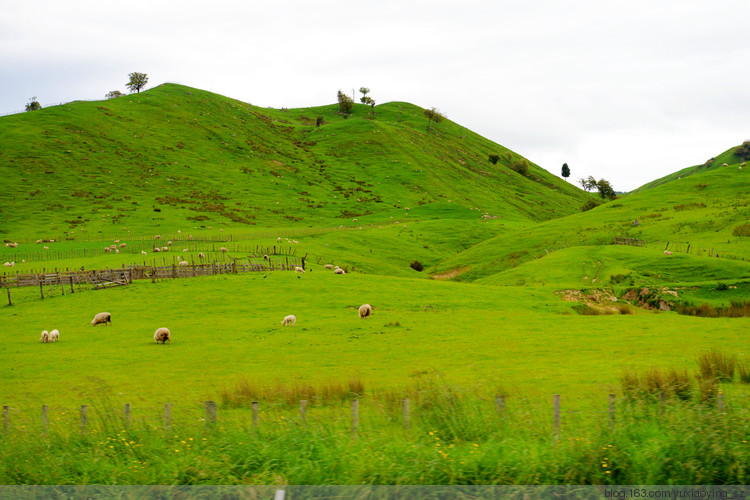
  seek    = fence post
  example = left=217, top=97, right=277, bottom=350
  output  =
left=205, top=401, right=217, bottom=429
left=495, top=395, right=505, bottom=418
left=164, top=403, right=172, bottom=430
left=6, top=287, right=10, bottom=306
left=300, top=400, right=307, bottom=428
left=553, top=394, right=560, bottom=440
left=608, top=394, right=616, bottom=428
left=80, top=405, right=88, bottom=435
left=124, top=403, right=131, bottom=428
left=70, top=276, right=74, bottom=294
left=40, top=281, right=44, bottom=300
left=252, top=401, right=259, bottom=433
left=42, top=405, right=48, bottom=435
left=402, top=398, right=410, bottom=430
left=351, top=399, right=359, bottom=438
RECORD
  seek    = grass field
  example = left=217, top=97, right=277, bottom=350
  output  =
left=1, top=84, right=749, bottom=485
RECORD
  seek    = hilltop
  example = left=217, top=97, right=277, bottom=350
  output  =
left=0, top=83, right=588, bottom=239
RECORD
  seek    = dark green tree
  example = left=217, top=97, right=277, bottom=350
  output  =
left=488, top=154, right=500, bottom=165
left=24, top=96, right=41, bottom=112
left=315, top=115, right=324, bottom=131
left=337, top=90, right=353, bottom=116
left=126, top=72, right=149, bottom=93
left=596, top=178, right=617, bottom=200
left=423, top=107, right=445, bottom=131
left=561, top=163, right=570, bottom=180
left=734, top=141, right=750, bottom=161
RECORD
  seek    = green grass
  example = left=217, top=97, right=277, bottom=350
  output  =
left=2, top=83, right=750, bottom=485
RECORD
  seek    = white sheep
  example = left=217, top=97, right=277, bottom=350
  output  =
left=161, top=246, right=169, bottom=252
left=104, top=247, right=111, bottom=252
left=664, top=250, right=673, bottom=256
left=153, top=247, right=161, bottom=253
left=179, top=261, right=189, bottom=266
left=334, top=268, right=346, bottom=274
left=119, top=243, right=127, bottom=248
left=91, top=312, right=112, bottom=326
left=263, top=254, right=269, bottom=260
left=359, top=304, right=373, bottom=319
left=155, top=235, right=161, bottom=240
left=40, top=330, right=50, bottom=343
left=154, top=327, right=171, bottom=344
left=43, top=246, right=49, bottom=250
left=142, top=251, right=148, bottom=256
left=281, top=315, right=296, bottom=326
left=167, top=241, right=173, bottom=246
left=723, top=163, right=728, bottom=167
left=198, top=252, right=205, bottom=259
left=324, top=264, right=334, bottom=269
left=220, top=247, right=228, bottom=253
left=294, top=266, right=305, bottom=274
left=277, top=237, right=282, bottom=242
left=49, top=329, right=60, bottom=342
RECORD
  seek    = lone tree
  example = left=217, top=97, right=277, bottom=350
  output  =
left=561, top=163, right=570, bottom=180
left=423, top=107, right=445, bottom=131
left=362, top=96, right=376, bottom=114
left=126, top=72, right=149, bottom=93
left=359, top=87, right=370, bottom=104
left=106, top=90, right=123, bottom=99
left=337, top=90, right=353, bottom=116
left=25, top=96, right=41, bottom=112
left=315, top=115, right=324, bottom=131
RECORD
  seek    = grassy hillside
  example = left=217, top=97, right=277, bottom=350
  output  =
left=0, top=83, right=588, bottom=241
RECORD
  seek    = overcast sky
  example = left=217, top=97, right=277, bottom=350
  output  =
left=2, top=0, right=749, bottom=191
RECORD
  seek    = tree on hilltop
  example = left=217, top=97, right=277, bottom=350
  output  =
left=24, top=96, right=41, bottom=112
left=579, top=176, right=597, bottom=192
left=337, top=90, right=353, bottom=116
left=126, top=72, right=149, bottom=93
left=106, top=90, right=123, bottom=99
left=359, top=87, right=370, bottom=104
left=596, top=179, right=617, bottom=200
left=424, top=107, right=445, bottom=132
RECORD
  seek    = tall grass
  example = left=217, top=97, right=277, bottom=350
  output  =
left=1, top=389, right=748, bottom=485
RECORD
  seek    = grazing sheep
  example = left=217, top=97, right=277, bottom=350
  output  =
left=161, top=246, right=169, bottom=252
left=359, top=304, right=373, bottom=319
left=742, top=162, right=746, bottom=168
left=167, top=241, right=173, bottom=246
left=155, top=235, right=161, bottom=240
left=153, top=247, right=161, bottom=253
left=36, top=239, right=42, bottom=244
left=324, top=264, right=334, bottom=269
left=49, top=329, right=60, bottom=342
left=198, top=252, right=205, bottom=259
left=723, top=163, right=728, bottom=167
left=43, top=246, right=49, bottom=250
left=263, top=254, right=269, bottom=260
left=154, top=327, right=171, bottom=344
left=220, top=247, right=228, bottom=253
left=142, top=250, right=148, bottom=256
left=91, top=312, right=112, bottom=326
left=179, top=261, right=189, bottom=266
left=40, top=330, right=50, bottom=343
left=188, top=234, right=193, bottom=240
left=277, top=237, right=282, bottom=242
left=182, top=248, right=188, bottom=252
left=334, top=268, right=346, bottom=274
left=281, top=315, right=296, bottom=326
left=119, top=243, right=127, bottom=248
left=294, top=266, right=305, bottom=274
left=104, top=247, right=111, bottom=252
left=664, top=250, right=673, bottom=256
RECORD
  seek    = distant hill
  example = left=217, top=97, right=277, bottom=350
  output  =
left=0, top=83, right=589, bottom=238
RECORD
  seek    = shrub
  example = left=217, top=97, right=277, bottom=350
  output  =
left=733, top=140, right=750, bottom=161
left=581, top=199, right=600, bottom=212
left=510, top=158, right=529, bottom=176
left=715, top=283, right=729, bottom=291
left=732, top=223, right=750, bottom=237
left=488, top=154, right=500, bottom=165
left=410, top=260, right=424, bottom=272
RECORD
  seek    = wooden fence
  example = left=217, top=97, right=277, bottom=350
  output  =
left=0, top=391, right=735, bottom=438
left=613, top=237, right=646, bottom=247
left=1, top=255, right=303, bottom=304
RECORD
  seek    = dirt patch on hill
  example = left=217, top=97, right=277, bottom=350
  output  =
left=555, top=288, right=618, bottom=304
left=431, top=267, right=470, bottom=280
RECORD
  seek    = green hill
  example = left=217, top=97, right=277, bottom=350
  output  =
left=0, top=83, right=588, bottom=240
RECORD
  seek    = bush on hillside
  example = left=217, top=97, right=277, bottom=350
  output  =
left=581, top=199, right=601, bottom=212
left=410, top=260, right=424, bottom=272
left=488, top=154, right=500, bottom=165
left=733, top=141, right=750, bottom=161
left=510, top=158, right=529, bottom=176
left=732, top=223, right=750, bottom=237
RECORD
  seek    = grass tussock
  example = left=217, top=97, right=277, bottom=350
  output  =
left=221, top=376, right=364, bottom=407
left=621, top=368, right=692, bottom=401
left=696, top=350, right=737, bottom=383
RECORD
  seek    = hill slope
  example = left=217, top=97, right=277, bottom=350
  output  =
left=0, top=83, right=588, bottom=240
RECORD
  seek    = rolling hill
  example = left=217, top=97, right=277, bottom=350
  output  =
left=0, top=83, right=588, bottom=240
